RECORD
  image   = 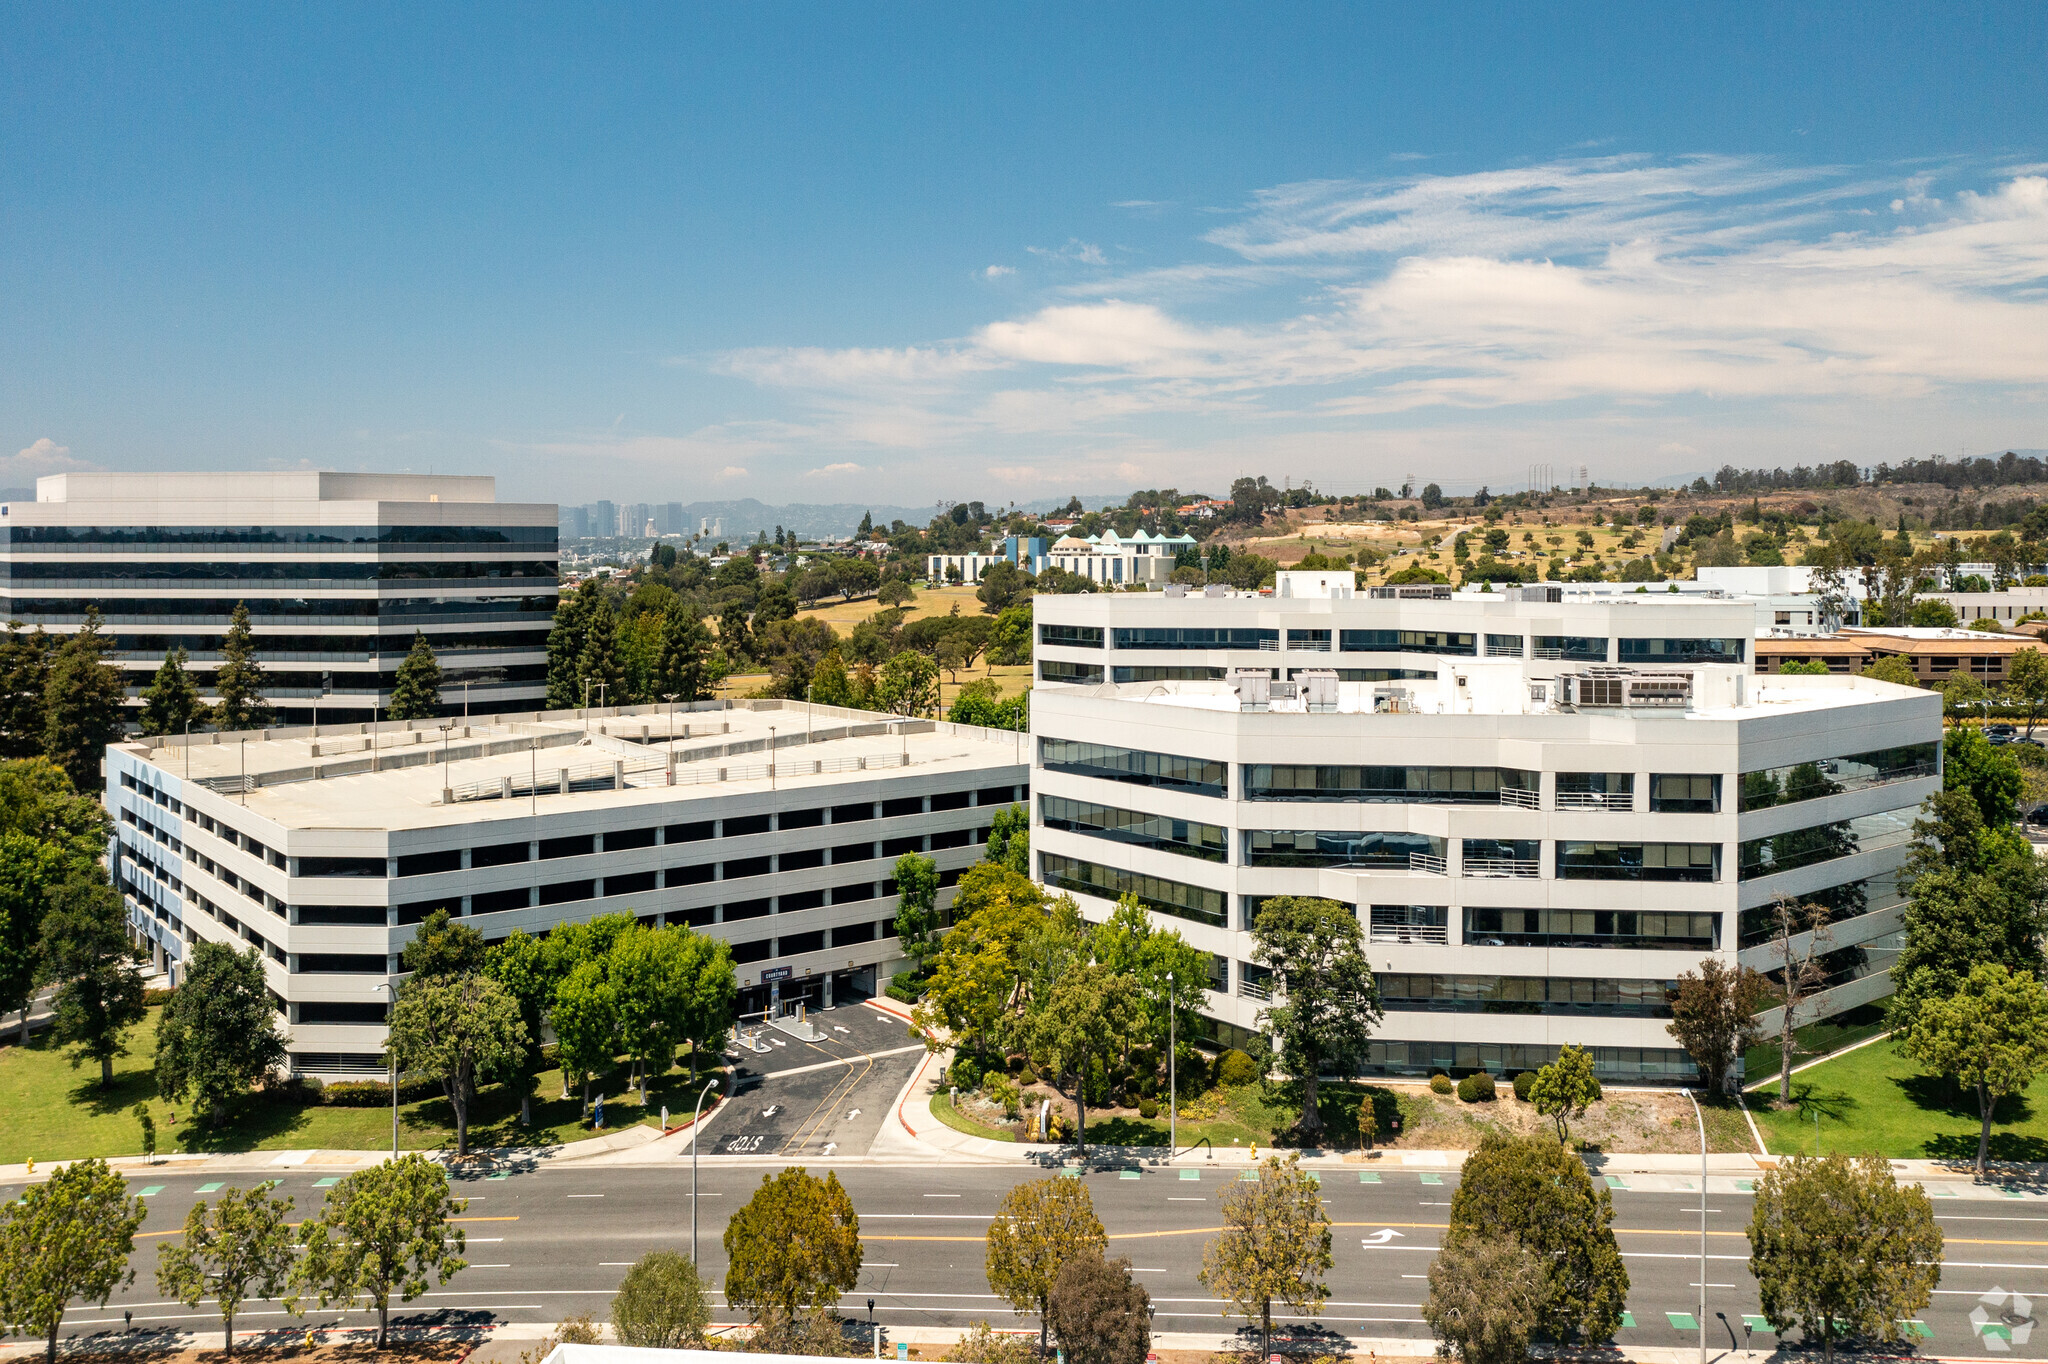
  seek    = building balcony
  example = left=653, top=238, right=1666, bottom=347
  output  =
left=1462, top=858, right=1540, bottom=879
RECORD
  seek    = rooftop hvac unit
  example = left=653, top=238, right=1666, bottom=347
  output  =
left=1299, top=669, right=1339, bottom=712
left=1368, top=584, right=1454, bottom=599
left=1506, top=584, right=1563, bottom=603
left=1556, top=667, right=1693, bottom=710
left=1231, top=668, right=1272, bottom=711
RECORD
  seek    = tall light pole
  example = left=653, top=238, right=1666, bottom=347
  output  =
left=1685, top=1088, right=1707, bottom=1364
left=690, top=1078, right=718, bottom=1263
left=1166, top=971, right=1177, bottom=1157
left=374, top=981, right=398, bottom=1158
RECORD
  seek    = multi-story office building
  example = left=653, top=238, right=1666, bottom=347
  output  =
left=106, top=700, right=1026, bottom=1079
left=1029, top=577, right=1939, bottom=1084
left=2, top=472, right=557, bottom=725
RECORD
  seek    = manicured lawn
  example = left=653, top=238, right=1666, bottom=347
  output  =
left=0, top=1006, right=723, bottom=1163
left=1749, top=1036, right=2048, bottom=1161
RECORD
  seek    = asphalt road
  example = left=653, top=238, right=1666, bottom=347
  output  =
left=715, top=1001, right=927, bottom=1158
left=22, top=1162, right=2048, bottom=1354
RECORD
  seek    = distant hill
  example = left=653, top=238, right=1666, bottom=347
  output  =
left=632, top=495, right=1108, bottom=541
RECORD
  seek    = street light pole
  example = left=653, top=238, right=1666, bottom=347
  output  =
left=1686, top=1088, right=1707, bottom=1364
left=691, top=1078, right=718, bottom=1264
left=1166, top=971, right=1176, bottom=1158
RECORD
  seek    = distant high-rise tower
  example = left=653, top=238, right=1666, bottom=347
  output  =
left=593, top=500, right=618, bottom=538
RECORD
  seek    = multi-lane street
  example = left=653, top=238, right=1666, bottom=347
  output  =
left=17, top=1159, right=2048, bottom=1355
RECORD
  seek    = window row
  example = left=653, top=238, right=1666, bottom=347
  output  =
left=1040, top=795, right=1227, bottom=863
left=1377, top=973, right=1677, bottom=1017
left=1362, top=1041, right=1697, bottom=1081
left=1039, top=738, right=1229, bottom=797
left=1738, top=742, right=1940, bottom=812
left=1039, top=852, right=1228, bottom=928
left=1737, top=869, right=1903, bottom=949
left=1737, top=806, right=1917, bottom=880
left=1244, top=764, right=1538, bottom=803
left=1464, top=906, right=1721, bottom=950
left=1, top=559, right=558, bottom=583
left=3, top=524, right=557, bottom=547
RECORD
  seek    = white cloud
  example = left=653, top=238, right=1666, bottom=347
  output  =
left=4, top=438, right=91, bottom=479
left=983, top=265, right=1015, bottom=279
left=717, top=466, right=748, bottom=479
left=805, top=462, right=866, bottom=477
left=1027, top=239, right=1109, bottom=266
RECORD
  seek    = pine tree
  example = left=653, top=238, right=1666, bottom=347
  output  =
left=386, top=632, right=443, bottom=721
left=139, top=648, right=202, bottom=737
left=0, top=622, right=53, bottom=759
left=857, top=510, right=873, bottom=538
left=577, top=597, right=626, bottom=708
left=544, top=582, right=596, bottom=710
left=42, top=609, right=128, bottom=791
left=210, top=603, right=273, bottom=732
left=653, top=604, right=716, bottom=702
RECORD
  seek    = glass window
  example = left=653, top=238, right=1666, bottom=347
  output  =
left=1112, top=627, right=1280, bottom=651
left=1039, top=659, right=1104, bottom=684
left=1461, top=838, right=1539, bottom=870
left=1650, top=773, right=1721, bottom=813
left=1738, top=742, right=1939, bottom=811
left=1242, top=830, right=1445, bottom=868
left=1287, top=629, right=1332, bottom=651
left=1360, top=1040, right=1696, bottom=1081
left=1113, top=665, right=1227, bottom=683
left=1556, top=773, right=1633, bottom=809
left=1338, top=629, right=1476, bottom=656
left=1041, top=795, right=1227, bottom=862
left=1737, top=806, right=1917, bottom=879
left=1039, top=738, right=1227, bottom=797
left=1556, top=841, right=1719, bottom=881
left=1620, top=637, right=1746, bottom=664
left=1464, top=906, right=1721, bottom=950
left=1378, top=974, right=1675, bottom=1017
left=1038, top=624, right=1104, bottom=648
left=1738, top=867, right=1902, bottom=948
left=1039, top=852, right=1226, bottom=928
left=1243, top=764, right=1536, bottom=803
left=1533, top=635, right=1609, bottom=662
left=1484, top=634, right=1524, bottom=658
left=1368, top=905, right=1448, bottom=944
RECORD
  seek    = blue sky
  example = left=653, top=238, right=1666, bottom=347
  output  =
left=3, top=4, right=2044, bottom=506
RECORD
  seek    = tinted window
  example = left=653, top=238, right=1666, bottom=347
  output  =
left=395, top=849, right=462, bottom=877
left=831, top=802, right=875, bottom=824
left=605, top=827, right=656, bottom=851
left=665, top=821, right=714, bottom=843
left=471, top=888, right=531, bottom=914
left=881, top=796, right=924, bottom=819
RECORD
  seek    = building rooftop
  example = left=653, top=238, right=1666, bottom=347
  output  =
left=122, top=701, right=1026, bottom=834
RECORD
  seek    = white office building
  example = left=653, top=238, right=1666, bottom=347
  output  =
left=1, top=472, right=558, bottom=724
left=107, top=701, right=1027, bottom=1079
left=1028, top=577, right=1939, bottom=1084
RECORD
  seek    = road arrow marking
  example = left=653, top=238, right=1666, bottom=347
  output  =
left=846, top=1109, right=862, bottom=1120
left=1361, top=1229, right=1406, bottom=1246
left=762, top=1105, right=780, bottom=1117
left=822, top=1143, right=837, bottom=1155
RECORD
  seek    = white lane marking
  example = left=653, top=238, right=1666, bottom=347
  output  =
left=468, top=1264, right=511, bottom=1269
left=867, top=1263, right=899, bottom=1268
left=1678, top=1207, right=1722, bottom=1213
left=566, top=1194, right=605, bottom=1198
left=600, top=1262, right=638, bottom=1266
left=1132, top=1268, right=1166, bottom=1273
left=923, top=1193, right=961, bottom=1198
left=1167, top=1197, right=1205, bottom=1202
left=1362, top=1229, right=1406, bottom=1245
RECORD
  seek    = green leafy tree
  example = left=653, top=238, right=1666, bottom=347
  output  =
left=722, top=1168, right=862, bottom=1326
left=156, top=1183, right=297, bottom=1359
left=875, top=649, right=938, bottom=717
left=1530, top=1044, right=1602, bottom=1142
left=154, top=941, right=288, bottom=1126
left=1448, top=1131, right=1628, bottom=1343
left=134, top=1102, right=156, bottom=1162
left=608, top=925, right=691, bottom=1104
left=893, top=852, right=942, bottom=970
left=288, top=1153, right=468, bottom=1349
left=1903, top=962, right=2048, bottom=1176
left=1860, top=654, right=1920, bottom=687
left=0, top=758, right=108, bottom=865
left=1092, top=897, right=1211, bottom=1058
left=1945, top=722, right=2024, bottom=829
left=1778, top=658, right=1832, bottom=676
left=1248, top=896, right=1382, bottom=1142
left=389, top=972, right=527, bottom=1156
left=1421, top=1236, right=1546, bottom=1364
left=39, top=869, right=147, bottom=1087
left=1665, top=958, right=1771, bottom=1095
left=139, top=648, right=203, bottom=737
left=400, top=906, right=486, bottom=978
left=1024, top=960, right=1141, bottom=1148
left=0, top=623, right=52, bottom=759
left=484, top=930, right=560, bottom=1125
left=1046, top=1251, right=1151, bottom=1364
left=545, top=581, right=596, bottom=709
left=2007, top=646, right=2048, bottom=738
left=0, top=1157, right=146, bottom=1364
left=577, top=596, right=627, bottom=708
left=984, top=1176, right=1108, bottom=1351
left=210, top=602, right=273, bottom=732
left=989, top=603, right=1033, bottom=666
left=653, top=602, right=718, bottom=702
left=983, top=803, right=1030, bottom=876
left=385, top=631, right=443, bottom=721
left=672, top=928, right=736, bottom=1076
left=1747, top=1153, right=1942, bottom=1364
left=1197, top=1154, right=1333, bottom=1357
left=0, top=832, right=66, bottom=1045
left=611, top=1249, right=713, bottom=1348
left=551, top=957, right=619, bottom=1113
left=41, top=609, right=127, bottom=792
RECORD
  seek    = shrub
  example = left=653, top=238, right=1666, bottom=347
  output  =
left=1215, top=1048, right=1261, bottom=1087
left=1430, top=1073, right=1454, bottom=1095
left=949, top=1055, right=984, bottom=1090
left=1138, top=1097, right=1159, bottom=1119
left=142, top=987, right=176, bottom=1007
left=320, top=1077, right=439, bottom=1107
left=610, top=1250, right=711, bottom=1348
left=944, top=1322, right=1039, bottom=1364
left=884, top=973, right=926, bottom=1004
left=1512, top=1071, right=1536, bottom=1102
left=982, top=1074, right=1021, bottom=1119
left=1457, top=1072, right=1497, bottom=1103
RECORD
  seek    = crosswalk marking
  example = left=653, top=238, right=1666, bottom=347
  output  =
left=195, top=1182, right=223, bottom=1194
left=137, top=1186, right=164, bottom=1197
left=1359, top=1172, right=1380, bottom=1183
left=1179, top=1169, right=1199, bottom=1181
left=313, top=1177, right=340, bottom=1188
left=1419, top=1173, right=1442, bottom=1185
left=1668, top=1312, right=1699, bottom=1330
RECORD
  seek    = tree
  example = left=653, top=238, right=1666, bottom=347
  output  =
left=1910, top=597, right=1959, bottom=627
left=139, top=648, right=203, bottom=737
left=1761, top=894, right=1837, bottom=1103
left=0, top=623, right=52, bottom=759
left=39, top=869, right=147, bottom=1087
left=1947, top=722, right=2025, bottom=829
left=977, top=560, right=1030, bottom=614
left=485, top=930, right=560, bottom=1126
left=1248, top=896, right=1382, bottom=1142
left=1198, top=1154, right=1332, bottom=1357
left=1747, top=1153, right=1942, bottom=1364
left=984, top=1176, right=1108, bottom=1352
left=386, top=631, right=442, bottom=720
left=1046, top=1252, right=1151, bottom=1364
left=611, top=1249, right=713, bottom=1348
left=1860, top=654, right=1920, bottom=687
left=210, top=602, right=273, bottom=732
left=156, top=1183, right=297, bottom=1359
left=722, top=1168, right=862, bottom=1326
left=134, top=1103, right=156, bottom=1163
left=672, top=929, right=737, bottom=1075
left=984, top=803, right=1030, bottom=876
left=989, top=603, right=1033, bottom=666
left=0, top=832, right=66, bottom=1045
left=41, top=609, right=127, bottom=792
left=551, top=958, right=618, bottom=1113
left=400, top=906, right=486, bottom=978
left=389, top=972, right=527, bottom=1156
left=893, top=852, right=942, bottom=971
left=653, top=602, right=717, bottom=702
left=0, top=758, right=108, bottom=865
left=1421, top=1237, right=1545, bottom=1364
left=1903, top=963, right=2048, bottom=1177
left=1529, top=1044, right=1602, bottom=1142
left=1777, top=658, right=1831, bottom=676
left=1448, top=1131, right=1628, bottom=1343
left=1666, top=958, right=1770, bottom=1095
left=545, top=582, right=596, bottom=709
left=289, top=1154, right=468, bottom=1349
left=609, top=925, right=691, bottom=1104
left=1024, top=960, right=1141, bottom=1148
left=0, top=1157, right=146, bottom=1364
left=2007, top=647, right=2048, bottom=738
left=577, top=597, right=627, bottom=708
left=875, top=649, right=938, bottom=717
left=154, top=941, right=288, bottom=1125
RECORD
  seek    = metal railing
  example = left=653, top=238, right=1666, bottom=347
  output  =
left=1368, top=923, right=1449, bottom=945
left=1498, top=787, right=1541, bottom=810
left=441, top=748, right=913, bottom=804
left=1462, top=857, right=1541, bottom=879
left=1556, top=791, right=1632, bottom=812
left=1237, top=978, right=1272, bottom=1002
left=1288, top=639, right=1333, bottom=652
left=1408, top=852, right=1449, bottom=876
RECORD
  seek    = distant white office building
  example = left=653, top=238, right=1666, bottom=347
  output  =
left=1, top=472, right=557, bottom=725
left=1028, top=577, right=1937, bottom=1084
left=928, top=529, right=1194, bottom=588
left=108, top=701, right=1026, bottom=1080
